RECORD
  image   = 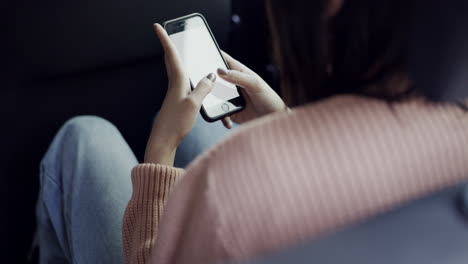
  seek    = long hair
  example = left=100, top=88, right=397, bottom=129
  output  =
left=267, top=0, right=414, bottom=106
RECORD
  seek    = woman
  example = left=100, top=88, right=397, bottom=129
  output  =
left=35, top=0, right=468, bottom=263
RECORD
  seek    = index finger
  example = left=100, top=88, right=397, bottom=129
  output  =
left=154, top=24, right=181, bottom=62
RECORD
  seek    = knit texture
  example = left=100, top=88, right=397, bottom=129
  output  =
left=122, top=164, right=185, bottom=263
left=122, top=95, right=468, bottom=264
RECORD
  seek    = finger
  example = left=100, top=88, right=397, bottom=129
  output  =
left=154, top=23, right=187, bottom=96
left=217, top=68, right=263, bottom=93
left=221, top=116, right=233, bottom=129
left=189, top=73, right=216, bottom=105
left=221, top=51, right=256, bottom=75
left=153, top=23, right=183, bottom=68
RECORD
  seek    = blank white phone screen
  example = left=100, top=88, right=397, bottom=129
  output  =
left=168, top=17, right=240, bottom=113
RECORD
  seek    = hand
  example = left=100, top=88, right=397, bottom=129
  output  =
left=218, top=52, right=289, bottom=129
left=144, top=24, right=216, bottom=165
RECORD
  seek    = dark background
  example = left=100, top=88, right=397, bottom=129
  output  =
left=1, top=0, right=273, bottom=262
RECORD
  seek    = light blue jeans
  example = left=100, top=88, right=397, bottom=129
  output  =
left=35, top=114, right=232, bottom=263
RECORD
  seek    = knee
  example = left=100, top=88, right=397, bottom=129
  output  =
left=62, top=116, right=118, bottom=141
left=40, top=116, right=120, bottom=180
left=56, top=116, right=122, bottom=155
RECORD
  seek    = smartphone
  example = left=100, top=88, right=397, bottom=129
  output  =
left=164, top=13, right=245, bottom=122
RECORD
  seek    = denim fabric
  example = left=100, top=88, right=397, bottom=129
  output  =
left=35, top=114, right=231, bottom=263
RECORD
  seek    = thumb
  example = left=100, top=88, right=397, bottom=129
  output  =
left=190, top=73, right=216, bottom=105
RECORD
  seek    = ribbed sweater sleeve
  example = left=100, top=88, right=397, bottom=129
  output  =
left=122, top=163, right=185, bottom=264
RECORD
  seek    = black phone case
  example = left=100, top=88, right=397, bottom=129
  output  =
left=163, top=13, right=246, bottom=123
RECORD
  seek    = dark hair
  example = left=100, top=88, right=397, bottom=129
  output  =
left=267, top=0, right=415, bottom=106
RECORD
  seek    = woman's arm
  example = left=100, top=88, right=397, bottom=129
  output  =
left=121, top=24, right=213, bottom=263
left=121, top=23, right=288, bottom=264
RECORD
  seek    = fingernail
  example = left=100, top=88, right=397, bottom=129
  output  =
left=217, top=68, right=229, bottom=75
left=207, top=73, right=216, bottom=82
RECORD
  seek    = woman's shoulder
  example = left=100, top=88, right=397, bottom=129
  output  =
left=189, top=94, right=466, bottom=174
left=193, top=96, right=382, bottom=172
left=217, top=95, right=393, bottom=145
left=201, top=94, right=467, bottom=172
left=229, top=94, right=466, bottom=139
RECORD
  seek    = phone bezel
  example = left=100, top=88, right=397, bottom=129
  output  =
left=163, top=13, right=246, bottom=122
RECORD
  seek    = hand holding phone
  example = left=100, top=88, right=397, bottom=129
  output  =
left=145, top=18, right=288, bottom=165
left=144, top=23, right=217, bottom=165
left=164, top=14, right=246, bottom=122
left=164, top=13, right=288, bottom=125
left=217, top=51, right=289, bottom=128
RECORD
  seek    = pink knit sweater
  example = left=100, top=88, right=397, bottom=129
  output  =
left=122, top=95, right=468, bottom=264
